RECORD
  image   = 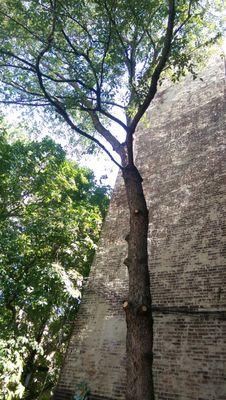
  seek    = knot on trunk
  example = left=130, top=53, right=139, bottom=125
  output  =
left=123, top=301, right=129, bottom=311
left=125, top=233, right=130, bottom=242
left=137, top=304, right=149, bottom=315
left=123, top=301, right=149, bottom=316
left=123, top=257, right=130, bottom=267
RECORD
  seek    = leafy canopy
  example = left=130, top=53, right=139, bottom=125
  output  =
left=0, top=0, right=223, bottom=166
left=0, top=123, right=109, bottom=399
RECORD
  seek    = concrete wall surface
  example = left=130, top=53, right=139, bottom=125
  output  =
left=54, top=56, right=226, bottom=400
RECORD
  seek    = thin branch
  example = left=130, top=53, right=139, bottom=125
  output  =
left=99, top=23, right=112, bottom=93
left=97, top=108, right=128, bottom=132
left=40, top=67, right=97, bottom=94
left=0, top=50, right=36, bottom=71
left=102, top=4, right=140, bottom=113
left=0, top=100, right=49, bottom=106
left=0, top=10, right=43, bottom=42
left=0, top=58, right=96, bottom=102
left=35, top=30, right=122, bottom=168
left=130, top=0, right=176, bottom=134
left=0, top=63, right=34, bottom=73
left=61, top=29, right=99, bottom=87
left=103, top=3, right=140, bottom=111
left=1, top=79, right=43, bottom=97
left=0, top=49, right=96, bottom=95
left=103, top=0, right=130, bottom=65
left=101, top=100, right=126, bottom=110
left=57, top=0, right=94, bottom=43
left=173, top=0, right=193, bottom=37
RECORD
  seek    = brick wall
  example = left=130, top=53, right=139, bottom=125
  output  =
left=54, top=56, right=226, bottom=400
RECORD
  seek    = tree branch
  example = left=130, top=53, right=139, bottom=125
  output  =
left=0, top=1, right=126, bottom=167
left=57, top=1, right=94, bottom=43
left=35, top=33, right=123, bottom=168
left=0, top=100, right=49, bottom=106
left=0, top=20, right=123, bottom=167
left=173, top=0, right=193, bottom=37
left=61, top=29, right=99, bottom=88
left=101, top=100, right=126, bottom=110
left=36, top=70, right=123, bottom=167
left=97, top=108, right=128, bottom=132
left=1, top=79, right=43, bottom=97
left=130, top=0, right=176, bottom=134
left=39, top=64, right=97, bottom=94
left=99, top=23, right=112, bottom=93
left=0, top=50, right=36, bottom=70
left=0, top=10, right=43, bottom=42
left=103, top=0, right=130, bottom=65
left=0, top=62, right=34, bottom=73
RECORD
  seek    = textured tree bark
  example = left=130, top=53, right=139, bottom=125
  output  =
left=122, top=164, right=154, bottom=400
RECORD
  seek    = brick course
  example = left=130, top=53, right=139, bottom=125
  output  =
left=54, top=56, right=226, bottom=400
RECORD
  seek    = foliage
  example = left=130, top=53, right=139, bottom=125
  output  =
left=0, top=124, right=109, bottom=399
left=0, top=1, right=223, bottom=166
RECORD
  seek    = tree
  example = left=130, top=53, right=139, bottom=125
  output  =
left=0, top=126, right=109, bottom=399
left=0, top=1, right=222, bottom=399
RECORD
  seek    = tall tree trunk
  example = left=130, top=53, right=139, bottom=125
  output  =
left=122, top=164, right=154, bottom=400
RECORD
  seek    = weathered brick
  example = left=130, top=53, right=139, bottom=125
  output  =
left=54, top=56, right=226, bottom=400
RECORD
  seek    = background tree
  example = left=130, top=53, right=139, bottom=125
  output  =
left=0, top=124, right=109, bottom=399
left=0, top=1, right=222, bottom=399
